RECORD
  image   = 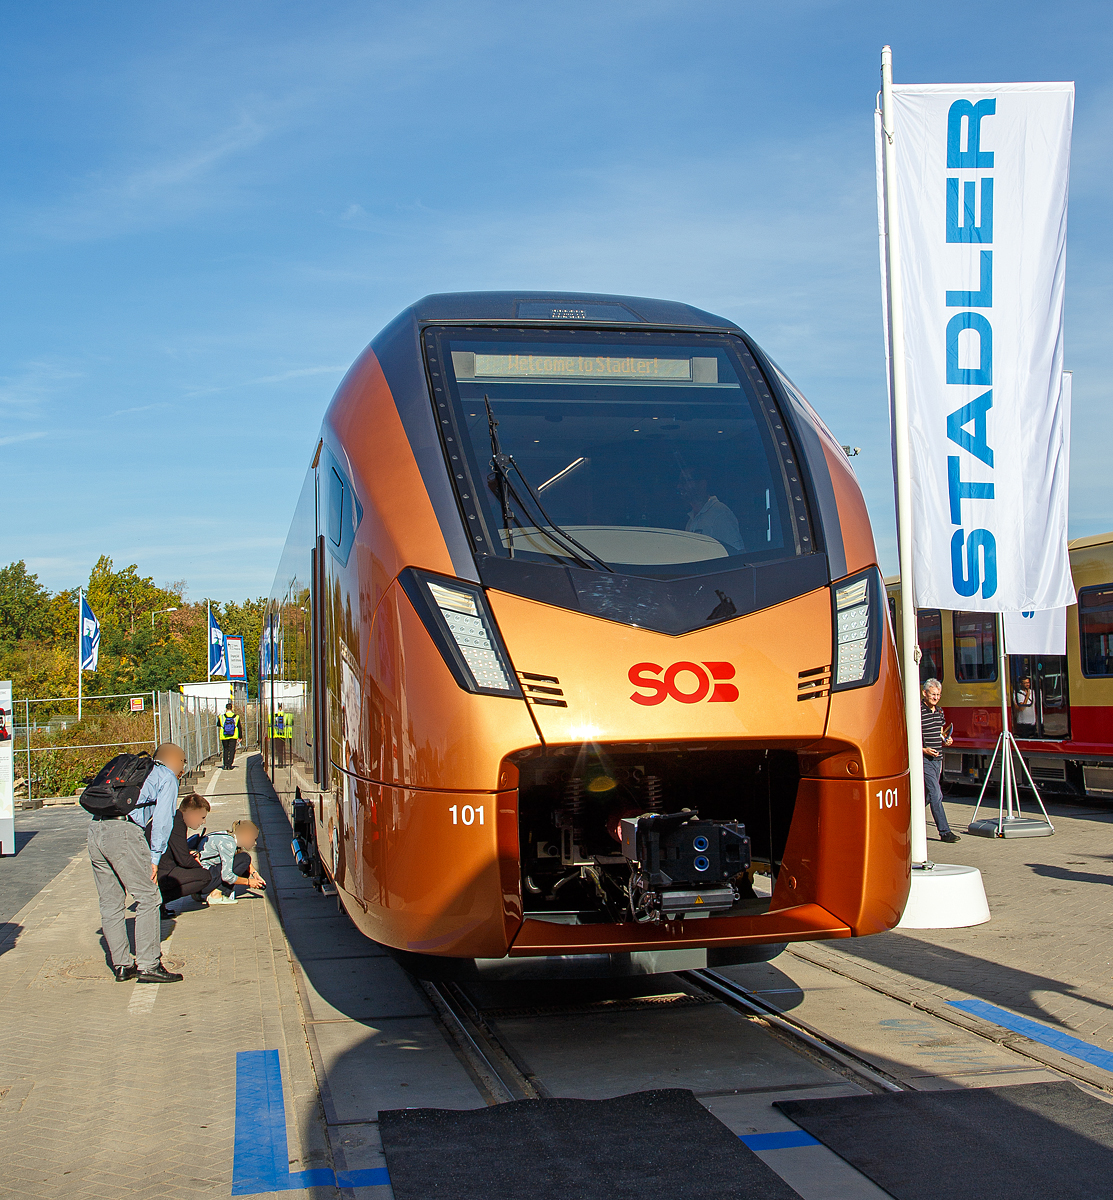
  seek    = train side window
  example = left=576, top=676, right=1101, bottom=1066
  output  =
left=888, top=597, right=896, bottom=629
left=328, top=468, right=344, bottom=547
left=953, top=611, right=998, bottom=682
left=917, top=609, right=944, bottom=683
left=1079, top=584, right=1113, bottom=677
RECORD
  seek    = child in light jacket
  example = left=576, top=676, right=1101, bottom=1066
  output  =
left=198, top=820, right=266, bottom=905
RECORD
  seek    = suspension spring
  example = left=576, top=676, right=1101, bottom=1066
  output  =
left=644, top=774, right=664, bottom=812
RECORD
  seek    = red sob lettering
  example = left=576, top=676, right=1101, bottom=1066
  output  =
left=628, top=661, right=739, bottom=704
left=629, top=662, right=668, bottom=705
left=703, top=661, right=739, bottom=703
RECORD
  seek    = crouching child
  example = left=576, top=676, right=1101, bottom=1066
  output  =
left=198, top=820, right=266, bottom=905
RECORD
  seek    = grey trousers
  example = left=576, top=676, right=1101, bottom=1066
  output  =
left=923, top=756, right=952, bottom=836
left=88, top=818, right=161, bottom=971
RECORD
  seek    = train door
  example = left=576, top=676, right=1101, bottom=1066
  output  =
left=1009, top=654, right=1071, bottom=740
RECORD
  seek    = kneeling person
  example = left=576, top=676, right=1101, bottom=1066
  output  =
left=158, top=793, right=212, bottom=918
left=199, top=820, right=266, bottom=905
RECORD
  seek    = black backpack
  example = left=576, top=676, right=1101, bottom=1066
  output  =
left=80, top=752, right=159, bottom=819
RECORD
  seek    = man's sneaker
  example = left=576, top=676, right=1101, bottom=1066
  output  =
left=940, top=831, right=961, bottom=843
left=136, top=961, right=184, bottom=984
left=159, top=905, right=176, bottom=920
left=206, top=891, right=237, bottom=905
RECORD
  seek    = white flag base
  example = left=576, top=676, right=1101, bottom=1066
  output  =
left=968, top=816, right=1054, bottom=839
left=896, top=863, right=991, bottom=929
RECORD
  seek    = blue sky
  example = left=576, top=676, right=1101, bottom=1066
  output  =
left=2, top=1, right=1110, bottom=601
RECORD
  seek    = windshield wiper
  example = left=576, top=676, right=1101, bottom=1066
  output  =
left=482, top=395, right=613, bottom=573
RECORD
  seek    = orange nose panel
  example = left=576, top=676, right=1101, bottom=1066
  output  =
left=486, top=586, right=832, bottom=745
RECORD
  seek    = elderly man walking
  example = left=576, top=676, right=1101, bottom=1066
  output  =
left=87, top=742, right=187, bottom=983
left=921, top=679, right=959, bottom=845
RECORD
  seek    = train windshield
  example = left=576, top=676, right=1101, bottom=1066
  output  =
left=429, top=328, right=811, bottom=577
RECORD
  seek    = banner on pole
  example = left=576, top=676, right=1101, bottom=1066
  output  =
left=880, top=81, right=1075, bottom=612
left=226, top=635, right=247, bottom=682
left=0, top=680, right=13, bottom=855
left=80, top=595, right=101, bottom=672
left=209, top=609, right=228, bottom=678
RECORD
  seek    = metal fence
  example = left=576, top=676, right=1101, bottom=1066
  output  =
left=156, top=692, right=260, bottom=776
left=11, top=691, right=258, bottom=801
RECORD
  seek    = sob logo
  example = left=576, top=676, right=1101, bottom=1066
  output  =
left=629, top=661, right=738, bottom=706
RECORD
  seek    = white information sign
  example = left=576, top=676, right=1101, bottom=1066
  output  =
left=226, top=635, right=247, bottom=682
left=882, top=82, right=1075, bottom=612
left=0, top=680, right=14, bottom=856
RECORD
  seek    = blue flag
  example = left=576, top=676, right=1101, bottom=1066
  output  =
left=80, top=595, right=100, bottom=672
left=209, top=608, right=227, bottom=678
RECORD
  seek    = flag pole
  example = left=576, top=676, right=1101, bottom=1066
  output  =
left=77, top=587, right=83, bottom=721
left=880, top=45, right=929, bottom=866
left=207, top=600, right=212, bottom=683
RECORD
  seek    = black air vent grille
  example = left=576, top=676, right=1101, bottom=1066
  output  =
left=797, top=665, right=831, bottom=702
left=519, top=672, right=568, bottom=708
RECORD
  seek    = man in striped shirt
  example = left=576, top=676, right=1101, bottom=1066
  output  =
left=921, top=679, right=959, bottom=843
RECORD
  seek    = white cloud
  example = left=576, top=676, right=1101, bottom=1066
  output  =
left=0, top=431, right=47, bottom=447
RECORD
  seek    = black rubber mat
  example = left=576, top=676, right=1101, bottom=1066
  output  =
left=776, top=1080, right=1113, bottom=1200
left=379, top=1088, right=802, bottom=1200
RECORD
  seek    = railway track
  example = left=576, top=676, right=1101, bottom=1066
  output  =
left=418, top=964, right=905, bottom=1110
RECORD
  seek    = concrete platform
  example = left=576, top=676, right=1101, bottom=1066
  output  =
left=2, top=762, right=1111, bottom=1199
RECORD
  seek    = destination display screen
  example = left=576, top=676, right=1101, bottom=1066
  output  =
left=452, top=351, right=720, bottom=384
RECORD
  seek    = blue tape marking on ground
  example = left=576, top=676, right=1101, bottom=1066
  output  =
left=949, top=999, right=1113, bottom=1073
left=233, top=1050, right=291, bottom=1194
left=337, top=1167, right=393, bottom=1186
left=741, top=1131, right=820, bottom=1150
left=231, top=1050, right=392, bottom=1194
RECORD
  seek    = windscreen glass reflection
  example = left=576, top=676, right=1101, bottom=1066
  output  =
left=435, top=331, right=804, bottom=577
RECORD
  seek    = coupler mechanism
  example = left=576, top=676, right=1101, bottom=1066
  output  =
left=620, top=810, right=751, bottom=923
left=291, top=795, right=320, bottom=886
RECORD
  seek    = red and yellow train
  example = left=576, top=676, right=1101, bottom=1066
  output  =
left=887, top=533, right=1113, bottom=800
left=262, top=292, right=910, bottom=976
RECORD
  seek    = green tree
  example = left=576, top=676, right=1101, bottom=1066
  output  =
left=0, top=561, right=56, bottom=645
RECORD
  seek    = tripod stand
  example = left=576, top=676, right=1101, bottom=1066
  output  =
left=968, top=624, right=1055, bottom=838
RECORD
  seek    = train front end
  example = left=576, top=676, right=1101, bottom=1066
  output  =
left=279, top=292, right=910, bottom=975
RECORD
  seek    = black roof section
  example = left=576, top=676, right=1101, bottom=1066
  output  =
left=406, top=291, right=740, bottom=330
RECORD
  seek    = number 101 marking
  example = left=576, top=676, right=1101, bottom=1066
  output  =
left=877, top=788, right=899, bottom=810
left=449, top=804, right=484, bottom=826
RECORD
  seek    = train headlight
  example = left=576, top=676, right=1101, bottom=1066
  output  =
left=399, top=569, right=523, bottom=698
left=831, top=569, right=883, bottom=691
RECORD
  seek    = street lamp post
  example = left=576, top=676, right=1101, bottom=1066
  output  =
left=151, top=607, right=178, bottom=628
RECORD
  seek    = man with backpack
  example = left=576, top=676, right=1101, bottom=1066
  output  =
left=218, top=701, right=242, bottom=770
left=85, top=742, right=186, bottom=984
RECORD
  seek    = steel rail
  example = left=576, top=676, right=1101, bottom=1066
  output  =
left=684, top=968, right=905, bottom=1094
left=419, top=980, right=541, bottom=1105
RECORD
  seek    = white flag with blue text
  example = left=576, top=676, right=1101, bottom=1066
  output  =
left=209, top=609, right=227, bottom=678
left=879, top=82, right=1075, bottom=612
left=1003, top=608, right=1067, bottom=655
left=80, top=595, right=100, bottom=672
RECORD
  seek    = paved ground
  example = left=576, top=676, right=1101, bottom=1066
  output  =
left=0, top=806, right=92, bottom=926
left=0, top=756, right=335, bottom=1200
left=1, top=764, right=1111, bottom=1199
left=789, top=789, right=1113, bottom=1092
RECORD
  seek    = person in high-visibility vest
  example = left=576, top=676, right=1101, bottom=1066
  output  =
left=218, top=701, right=243, bottom=771
left=271, top=704, right=293, bottom=766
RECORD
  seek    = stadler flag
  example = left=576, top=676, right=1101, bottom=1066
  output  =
left=878, top=81, right=1075, bottom=612
left=208, top=608, right=227, bottom=678
left=1003, top=607, right=1067, bottom=656
left=80, top=595, right=101, bottom=672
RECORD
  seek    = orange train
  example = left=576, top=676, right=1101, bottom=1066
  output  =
left=262, top=292, right=910, bottom=977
